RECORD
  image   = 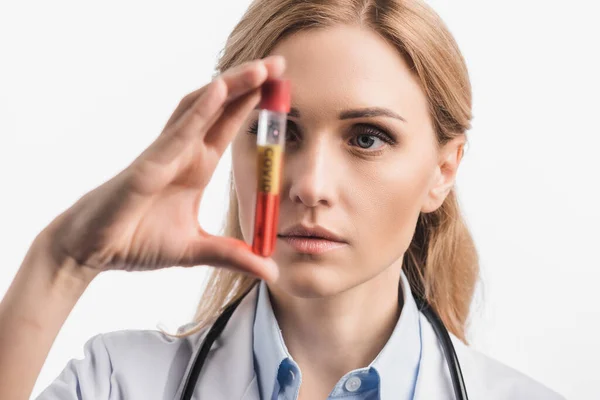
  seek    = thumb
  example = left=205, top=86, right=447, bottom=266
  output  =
left=183, top=234, right=279, bottom=282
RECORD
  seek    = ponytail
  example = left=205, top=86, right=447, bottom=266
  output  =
left=404, top=190, right=478, bottom=343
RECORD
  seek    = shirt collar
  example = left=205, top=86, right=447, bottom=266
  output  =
left=252, top=271, right=422, bottom=400
left=371, top=271, right=422, bottom=399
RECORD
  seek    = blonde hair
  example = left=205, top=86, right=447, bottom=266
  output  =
left=180, top=0, right=478, bottom=343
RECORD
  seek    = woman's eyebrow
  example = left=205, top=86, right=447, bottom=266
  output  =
left=289, top=107, right=301, bottom=118
left=339, top=107, right=406, bottom=122
left=288, top=106, right=406, bottom=122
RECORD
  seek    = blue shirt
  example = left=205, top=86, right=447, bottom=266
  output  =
left=252, top=271, right=422, bottom=400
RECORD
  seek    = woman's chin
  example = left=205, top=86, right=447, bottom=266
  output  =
left=272, top=260, right=349, bottom=298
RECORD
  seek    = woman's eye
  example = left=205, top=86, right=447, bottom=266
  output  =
left=246, top=120, right=258, bottom=135
left=355, top=134, right=381, bottom=149
left=350, top=125, right=395, bottom=151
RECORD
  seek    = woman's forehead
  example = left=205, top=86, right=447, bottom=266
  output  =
left=268, top=25, right=429, bottom=124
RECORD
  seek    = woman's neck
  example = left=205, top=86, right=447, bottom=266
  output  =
left=268, top=259, right=404, bottom=389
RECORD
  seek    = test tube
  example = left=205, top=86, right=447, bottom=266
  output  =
left=252, top=79, right=291, bottom=257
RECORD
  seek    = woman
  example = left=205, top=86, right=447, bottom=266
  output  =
left=0, top=0, right=564, bottom=399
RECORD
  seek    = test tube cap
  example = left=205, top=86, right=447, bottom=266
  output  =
left=258, top=79, right=291, bottom=113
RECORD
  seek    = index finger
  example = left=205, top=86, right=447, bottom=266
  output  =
left=163, top=56, right=286, bottom=129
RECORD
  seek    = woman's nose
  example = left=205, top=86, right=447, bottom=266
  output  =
left=285, top=143, right=337, bottom=208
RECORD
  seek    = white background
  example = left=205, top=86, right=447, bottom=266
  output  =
left=0, top=1, right=598, bottom=399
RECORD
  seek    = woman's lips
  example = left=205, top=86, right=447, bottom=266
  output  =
left=278, top=236, right=348, bottom=254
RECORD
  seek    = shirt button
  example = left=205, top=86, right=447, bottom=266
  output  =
left=344, top=376, right=362, bottom=392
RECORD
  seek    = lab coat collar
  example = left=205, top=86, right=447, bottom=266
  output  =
left=413, top=312, right=455, bottom=399
left=177, top=281, right=457, bottom=400
left=253, top=280, right=292, bottom=400
left=174, top=283, right=261, bottom=400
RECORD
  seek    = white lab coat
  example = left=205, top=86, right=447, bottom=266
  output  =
left=37, top=285, right=565, bottom=400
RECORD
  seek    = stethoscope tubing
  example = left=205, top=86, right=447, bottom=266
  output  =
left=413, top=296, right=469, bottom=400
left=180, top=283, right=468, bottom=400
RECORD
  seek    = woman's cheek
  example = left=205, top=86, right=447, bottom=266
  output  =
left=358, top=158, right=432, bottom=255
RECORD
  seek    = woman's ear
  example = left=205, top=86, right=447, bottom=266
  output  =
left=421, top=135, right=466, bottom=214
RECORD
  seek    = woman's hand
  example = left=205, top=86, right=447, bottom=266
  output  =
left=45, top=56, right=284, bottom=282
left=0, top=55, right=285, bottom=400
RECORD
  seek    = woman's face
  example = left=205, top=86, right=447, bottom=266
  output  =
left=232, top=25, right=460, bottom=298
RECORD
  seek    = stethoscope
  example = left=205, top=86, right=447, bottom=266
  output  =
left=180, top=281, right=469, bottom=400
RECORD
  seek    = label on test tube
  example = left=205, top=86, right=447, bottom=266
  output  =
left=257, top=145, right=283, bottom=193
